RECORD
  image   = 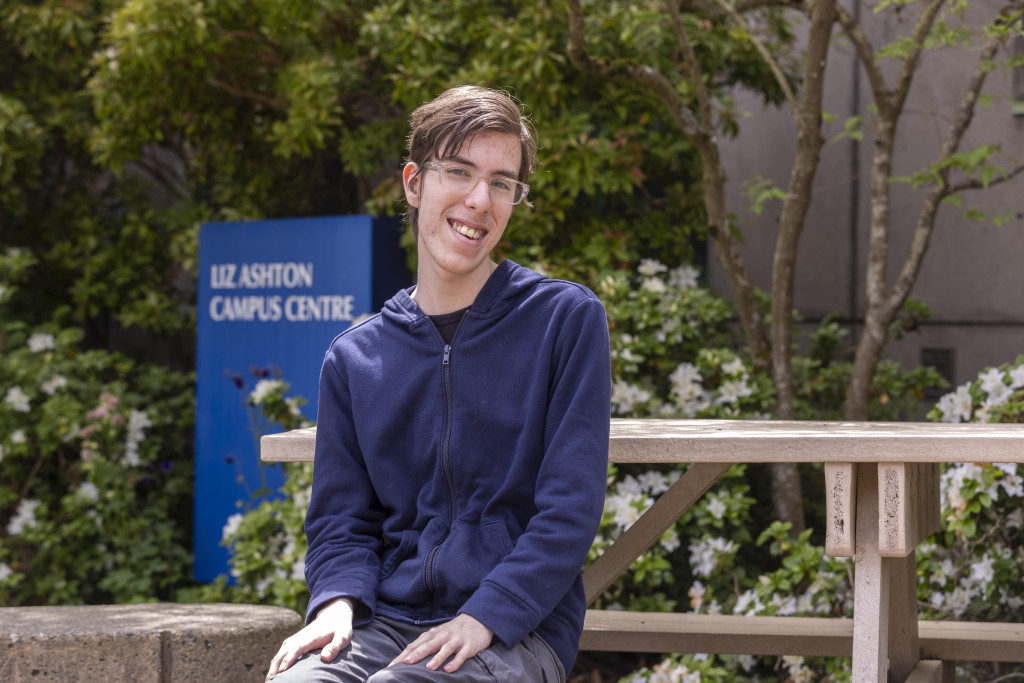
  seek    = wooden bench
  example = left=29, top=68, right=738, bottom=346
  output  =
left=261, top=419, right=1024, bottom=683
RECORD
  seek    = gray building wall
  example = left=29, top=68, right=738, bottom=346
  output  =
left=709, top=0, right=1024, bottom=391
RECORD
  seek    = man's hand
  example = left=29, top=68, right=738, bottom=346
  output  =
left=266, top=597, right=355, bottom=680
left=390, top=614, right=493, bottom=674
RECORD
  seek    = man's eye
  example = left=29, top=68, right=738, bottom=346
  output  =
left=445, top=166, right=472, bottom=178
left=489, top=179, right=513, bottom=192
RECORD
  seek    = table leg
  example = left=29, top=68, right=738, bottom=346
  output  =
left=888, top=552, right=921, bottom=681
left=853, top=462, right=889, bottom=682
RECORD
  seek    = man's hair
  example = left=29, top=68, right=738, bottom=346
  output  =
left=405, top=85, right=537, bottom=237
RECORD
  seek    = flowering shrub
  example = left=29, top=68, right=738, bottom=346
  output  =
left=913, top=358, right=1024, bottom=681
left=180, top=374, right=313, bottom=614
left=0, top=248, right=195, bottom=605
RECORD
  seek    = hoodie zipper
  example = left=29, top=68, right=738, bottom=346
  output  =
left=424, top=319, right=467, bottom=604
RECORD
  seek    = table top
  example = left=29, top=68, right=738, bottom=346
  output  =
left=260, top=419, right=1024, bottom=464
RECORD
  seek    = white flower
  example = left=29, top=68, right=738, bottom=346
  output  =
left=936, top=383, right=973, bottom=423
left=620, top=348, right=643, bottom=363
left=969, top=555, right=995, bottom=584
left=689, top=536, right=736, bottom=578
left=1008, top=365, right=1024, bottom=390
left=41, top=375, right=67, bottom=395
left=606, top=492, right=651, bottom=531
left=979, top=368, right=1008, bottom=396
left=293, top=487, right=311, bottom=510
left=0, top=563, right=12, bottom=582
left=123, top=409, right=152, bottom=467
left=27, top=333, right=55, bottom=352
left=250, top=379, right=285, bottom=405
left=1001, top=590, right=1024, bottom=610
left=706, top=496, right=727, bottom=520
left=4, top=386, right=31, bottom=413
left=11, top=430, right=26, bottom=444
left=637, top=259, right=668, bottom=277
left=1007, top=508, right=1024, bottom=529
left=983, top=382, right=1013, bottom=408
left=946, top=584, right=975, bottom=616
left=290, top=557, right=305, bottom=581
left=77, top=482, right=100, bottom=501
left=222, top=513, right=244, bottom=542
left=660, top=529, right=680, bottom=553
left=722, top=358, right=746, bottom=376
left=641, top=277, right=667, bottom=293
left=930, top=559, right=957, bottom=586
left=669, top=363, right=703, bottom=404
left=717, top=379, right=752, bottom=405
left=637, top=470, right=670, bottom=496
left=736, top=654, right=757, bottom=672
left=7, top=498, right=41, bottom=535
left=733, top=588, right=763, bottom=616
left=669, top=265, right=700, bottom=290
left=611, top=380, right=651, bottom=415
left=772, top=593, right=799, bottom=616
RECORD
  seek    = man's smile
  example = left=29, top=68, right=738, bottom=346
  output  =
left=450, top=219, right=485, bottom=241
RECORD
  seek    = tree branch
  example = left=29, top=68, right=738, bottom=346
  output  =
left=834, top=3, right=890, bottom=111
left=770, top=0, right=835, bottom=420
left=680, top=0, right=802, bottom=20
left=708, top=0, right=799, bottom=119
left=566, top=0, right=771, bottom=368
left=946, top=162, right=1024, bottom=193
left=206, top=75, right=287, bottom=112
left=887, top=28, right=1004, bottom=314
left=566, top=0, right=703, bottom=137
left=664, top=0, right=714, bottom=133
left=891, top=0, right=947, bottom=112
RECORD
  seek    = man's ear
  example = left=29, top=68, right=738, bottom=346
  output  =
left=402, top=163, right=421, bottom=209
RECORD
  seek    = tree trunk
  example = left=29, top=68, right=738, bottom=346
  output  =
left=765, top=0, right=835, bottom=533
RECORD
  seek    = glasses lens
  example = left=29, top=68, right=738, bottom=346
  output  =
left=433, top=163, right=524, bottom=205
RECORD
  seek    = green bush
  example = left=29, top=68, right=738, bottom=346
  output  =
left=0, top=248, right=195, bottom=605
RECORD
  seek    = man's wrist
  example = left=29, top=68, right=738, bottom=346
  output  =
left=318, top=596, right=355, bottom=619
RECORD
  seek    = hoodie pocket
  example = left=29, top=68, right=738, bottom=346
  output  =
left=379, top=529, right=419, bottom=579
left=433, top=519, right=514, bottom=608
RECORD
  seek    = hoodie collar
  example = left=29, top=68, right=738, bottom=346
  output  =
left=383, top=260, right=544, bottom=326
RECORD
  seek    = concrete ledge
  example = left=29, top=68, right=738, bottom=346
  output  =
left=0, top=603, right=302, bottom=682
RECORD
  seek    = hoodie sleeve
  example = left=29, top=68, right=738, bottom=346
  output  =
left=303, top=341, right=387, bottom=625
left=458, top=293, right=611, bottom=648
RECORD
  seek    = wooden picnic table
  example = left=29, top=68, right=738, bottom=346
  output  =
left=260, top=418, right=1024, bottom=683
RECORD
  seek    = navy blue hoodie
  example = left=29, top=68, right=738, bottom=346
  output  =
left=303, top=260, right=612, bottom=674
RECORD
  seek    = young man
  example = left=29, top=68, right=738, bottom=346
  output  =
left=267, top=85, right=611, bottom=682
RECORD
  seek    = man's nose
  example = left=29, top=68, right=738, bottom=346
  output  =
left=464, top=179, right=492, bottom=211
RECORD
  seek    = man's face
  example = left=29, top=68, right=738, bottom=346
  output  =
left=403, top=131, right=520, bottom=285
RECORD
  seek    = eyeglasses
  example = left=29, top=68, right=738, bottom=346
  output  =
left=422, top=161, right=530, bottom=206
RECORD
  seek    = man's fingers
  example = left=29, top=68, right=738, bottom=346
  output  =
left=442, top=645, right=473, bottom=673
left=321, top=630, right=351, bottom=662
left=425, top=640, right=458, bottom=671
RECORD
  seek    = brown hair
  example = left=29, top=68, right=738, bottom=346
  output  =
left=405, top=85, right=537, bottom=237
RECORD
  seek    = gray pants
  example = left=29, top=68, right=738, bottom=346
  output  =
left=268, top=616, right=565, bottom=682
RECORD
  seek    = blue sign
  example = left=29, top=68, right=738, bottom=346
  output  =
left=195, top=215, right=408, bottom=581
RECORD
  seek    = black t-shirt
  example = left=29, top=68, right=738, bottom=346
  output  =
left=428, top=307, right=469, bottom=345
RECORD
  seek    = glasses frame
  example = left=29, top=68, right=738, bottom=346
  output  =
left=421, top=161, right=530, bottom=206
